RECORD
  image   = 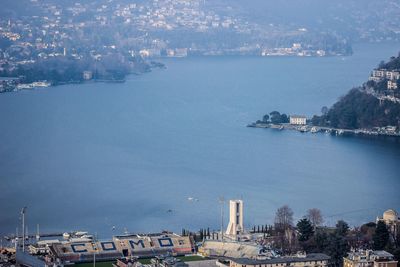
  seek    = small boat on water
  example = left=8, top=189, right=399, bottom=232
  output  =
left=299, top=126, right=308, bottom=133
left=310, top=127, right=318, bottom=133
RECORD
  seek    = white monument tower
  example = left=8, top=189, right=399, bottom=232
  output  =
left=225, top=200, right=244, bottom=238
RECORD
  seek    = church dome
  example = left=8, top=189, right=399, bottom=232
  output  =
left=383, top=209, right=398, bottom=222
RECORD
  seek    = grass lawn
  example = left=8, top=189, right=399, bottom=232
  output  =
left=138, top=258, right=152, bottom=264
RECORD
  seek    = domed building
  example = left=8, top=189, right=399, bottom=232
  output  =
left=383, top=209, right=398, bottom=222
left=377, top=209, right=400, bottom=238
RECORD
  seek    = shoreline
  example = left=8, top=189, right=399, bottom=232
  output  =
left=247, top=122, right=400, bottom=138
left=0, top=69, right=157, bottom=94
left=0, top=79, right=127, bottom=94
left=0, top=61, right=166, bottom=94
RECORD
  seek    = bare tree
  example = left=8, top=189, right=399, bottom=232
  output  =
left=306, top=208, right=324, bottom=228
left=274, top=205, right=294, bottom=232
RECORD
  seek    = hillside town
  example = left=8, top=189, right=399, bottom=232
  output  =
left=367, top=67, right=400, bottom=103
left=1, top=201, right=399, bottom=267
left=250, top=53, right=400, bottom=136
left=0, top=0, right=357, bottom=93
left=0, top=0, right=352, bottom=58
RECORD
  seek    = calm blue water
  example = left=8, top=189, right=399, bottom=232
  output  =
left=0, top=43, right=400, bottom=238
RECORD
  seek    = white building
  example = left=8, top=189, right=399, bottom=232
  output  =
left=372, top=69, right=386, bottom=78
left=290, top=115, right=307, bottom=125
left=387, top=80, right=398, bottom=90
left=83, top=70, right=93, bottom=80
left=369, top=76, right=381, bottom=82
left=385, top=70, right=400, bottom=81
left=226, top=200, right=244, bottom=238
left=369, top=69, right=400, bottom=83
left=230, top=253, right=331, bottom=267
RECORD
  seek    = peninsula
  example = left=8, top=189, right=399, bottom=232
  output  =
left=249, top=53, right=400, bottom=137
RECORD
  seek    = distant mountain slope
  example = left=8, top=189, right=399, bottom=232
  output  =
left=3, top=0, right=400, bottom=42
left=212, top=0, right=400, bottom=42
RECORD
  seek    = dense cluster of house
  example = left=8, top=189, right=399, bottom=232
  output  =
left=369, top=69, right=400, bottom=90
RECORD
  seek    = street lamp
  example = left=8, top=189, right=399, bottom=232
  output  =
left=218, top=197, right=225, bottom=241
left=20, top=207, right=27, bottom=252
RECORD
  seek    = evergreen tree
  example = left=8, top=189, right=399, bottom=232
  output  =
left=326, top=232, right=349, bottom=267
left=297, top=218, right=314, bottom=242
left=373, top=221, right=389, bottom=250
left=314, top=231, right=329, bottom=252
left=262, top=114, right=270, bottom=123
left=336, top=220, right=349, bottom=236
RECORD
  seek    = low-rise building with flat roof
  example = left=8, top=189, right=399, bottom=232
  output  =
left=343, top=250, right=397, bottom=267
left=229, top=253, right=330, bottom=267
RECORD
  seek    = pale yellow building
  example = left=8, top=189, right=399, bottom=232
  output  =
left=343, top=250, right=397, bottom=267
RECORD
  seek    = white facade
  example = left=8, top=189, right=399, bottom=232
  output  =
left=370, top=69, right=400, bottom=82
left=290, top=115, right=307, bottom=125
left=388, top=80, right=398, bottom=90
left=226, top=200, right=244, bottom=237
left=386, top=71, right=400, bottom=81
left=372, top=69, right=386, bottom=78
left=83, top=71, right=93, bottom=80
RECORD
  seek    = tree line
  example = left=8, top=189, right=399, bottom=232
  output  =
left=311, top=88, right=400, bottom=129
left=257, top=111, right=290, bottom=124
left=0, top=53, right=151, bottom=85
left=271, top=205, right=399, bottom=267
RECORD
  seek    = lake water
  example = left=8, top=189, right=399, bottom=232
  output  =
left=0, top=43, right=400, bottom=238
